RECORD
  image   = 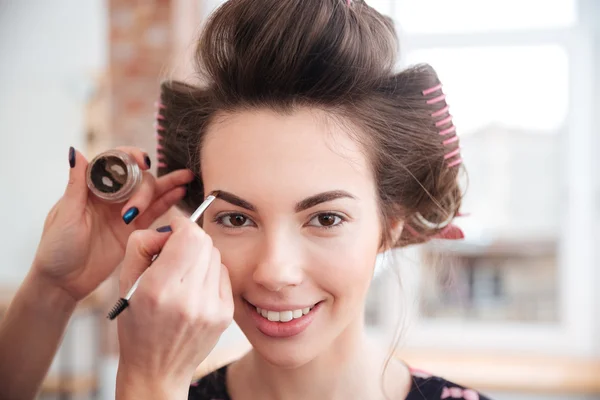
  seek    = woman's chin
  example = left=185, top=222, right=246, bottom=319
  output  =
left=237, top=320, right=326, bottom=369
left=249, top=339, right=317, bottom=369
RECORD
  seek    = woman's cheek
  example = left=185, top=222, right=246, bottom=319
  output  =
left=305, top=236, right=378, bottom=290
left=210, top=233, right=259, bottom=281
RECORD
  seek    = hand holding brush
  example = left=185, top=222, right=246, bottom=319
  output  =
left=114, top=207, right=234, bottom=399
left=107, top=192, right=218, bottom=319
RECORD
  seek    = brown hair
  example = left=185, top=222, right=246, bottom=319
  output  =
left=156, top=0, right=463, bottom=249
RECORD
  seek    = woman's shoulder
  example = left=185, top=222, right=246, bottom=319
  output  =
left=188, top=364, right=231, bottom=400
left=406, top=367, right=492, bottom=400
left=187, top=364, right=493, bottom=400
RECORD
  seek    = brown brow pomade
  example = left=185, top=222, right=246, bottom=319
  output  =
left=86, top=149, right=142, bottom=203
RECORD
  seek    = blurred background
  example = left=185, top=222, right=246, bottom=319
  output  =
left=0, top=0, right=599, bottom=399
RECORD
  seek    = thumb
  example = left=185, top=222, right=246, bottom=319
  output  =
left=119, top=228, right=172, bottom=297
left=62, top=147, right=89, bottom=212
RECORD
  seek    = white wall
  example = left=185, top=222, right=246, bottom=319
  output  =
left=0, top=0, right=107, bottom=284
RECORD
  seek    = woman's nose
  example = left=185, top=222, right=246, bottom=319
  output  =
left=252, top=231, right=304, bottom=292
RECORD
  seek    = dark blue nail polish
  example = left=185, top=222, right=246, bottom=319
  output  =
left=123, top=207, right=139, bottom=224
left=156, top=225, right=172, bottom=233
left=144, top=154, right=151, bottom=169
left=69, top=147, right=75, bottom=168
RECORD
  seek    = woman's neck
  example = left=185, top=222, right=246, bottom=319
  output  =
left=228, top=321, right=410, bottom=400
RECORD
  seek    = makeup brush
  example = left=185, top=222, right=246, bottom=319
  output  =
left=107, top=191, right=220, bottom=320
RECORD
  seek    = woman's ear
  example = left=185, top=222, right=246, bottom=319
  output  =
left=378, top=219, right=404, bottom=253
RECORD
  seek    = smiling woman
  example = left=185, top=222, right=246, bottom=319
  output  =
left=199, top=108, right=384, bottom=361
left=152, top=0, right=483, bottom=399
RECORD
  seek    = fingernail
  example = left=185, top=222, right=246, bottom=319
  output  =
left=144, top=154, right=151, bottom=169
left=156, top=225, right=172, bottom=233
left=123, top=207, right=139, bottom=225
left=69, top=147, right=76, bottom=168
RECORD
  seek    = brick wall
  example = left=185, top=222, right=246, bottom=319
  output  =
left=100, top=0, right=201, bottom=357
left=109, top=0, right=173, bottom=153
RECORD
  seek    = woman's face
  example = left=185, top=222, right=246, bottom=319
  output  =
left=201, top=108, right=383, bottom=367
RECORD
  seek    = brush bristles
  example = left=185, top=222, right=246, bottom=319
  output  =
left=107, top=298, right=129, bottom=320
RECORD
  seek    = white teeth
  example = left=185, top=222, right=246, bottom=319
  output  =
left=267, top=310, right=279, bottom=322
left=280, top=311, right=293, bottom=322
left=255, top=305, right=315, bottom=322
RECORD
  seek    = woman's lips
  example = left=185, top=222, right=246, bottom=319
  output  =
left=245, top=299, right=322, bottom=338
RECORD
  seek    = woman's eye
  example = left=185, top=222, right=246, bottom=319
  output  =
left=308, top=213, right=344, bottom=228
left=217, top=213, right=254, bottom=228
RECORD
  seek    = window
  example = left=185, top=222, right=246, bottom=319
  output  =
left=395, top=0, right=577, bottom=33
left=406, top=46, right=569, bottom=133
left=385, top=1, right=578, bottom=329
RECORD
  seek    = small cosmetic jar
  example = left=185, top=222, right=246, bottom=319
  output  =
left=86, top=149, right=142, bottom=203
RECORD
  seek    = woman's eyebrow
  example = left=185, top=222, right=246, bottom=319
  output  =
left=215, top=191, right=256, bottom=211
left=294, top=190, right=356, bottom=212
left=214, top=190, right=356, bottom=213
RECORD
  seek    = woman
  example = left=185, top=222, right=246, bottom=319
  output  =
left=0, top=0, right=490, bottom=399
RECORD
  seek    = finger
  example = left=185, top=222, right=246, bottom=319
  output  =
left=62, top=147, right=90, bottom=214
left=115, top=145, right=152, bottom=171
left=152, top=216, right=212, bottom=281
left=120, top=171, right=157, bottom=225
left=219, top=264, right=234, bottom=310
left=119, top=228, right=172, bottom=297
left=183, top=248, right=225, bottom=324
left=202, top=247, right=222, bottom=297
left=134, top=186, right=187, bottom=228
left=154, top=168, right=195, bottom=198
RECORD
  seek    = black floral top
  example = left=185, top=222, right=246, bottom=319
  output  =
left=188, top=364, right=492, bottom=399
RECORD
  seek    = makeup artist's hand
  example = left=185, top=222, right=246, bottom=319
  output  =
left=115, top=217, right=234, bottom=398
left=31, top=147, right=195, bottom=302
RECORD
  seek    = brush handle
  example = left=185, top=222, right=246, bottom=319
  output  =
left=189, top=194, right=216, bottom=222
left=124, top=270, right=144, bottom=300
left=123, top=252, right=158, bottom=300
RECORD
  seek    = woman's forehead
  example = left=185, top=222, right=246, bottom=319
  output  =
left=200, top=109, right=375, bottom=198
